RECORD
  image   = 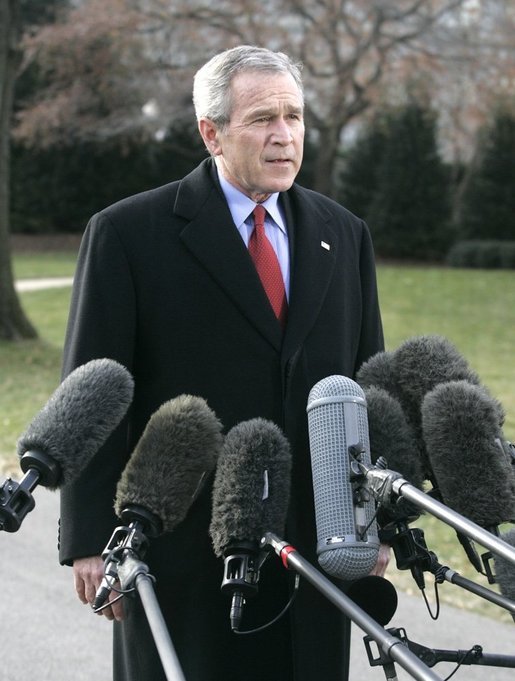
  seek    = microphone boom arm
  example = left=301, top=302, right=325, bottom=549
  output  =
left=118, top=554, right=186, bottom=681
left=364, top=627, right=515, bottom=670
left=261, top=532, right=442, bottom=681
left=353, top=456, right=515, bottom=567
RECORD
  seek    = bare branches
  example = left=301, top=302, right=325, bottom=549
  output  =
left=12, top=0, right=515, bottom=193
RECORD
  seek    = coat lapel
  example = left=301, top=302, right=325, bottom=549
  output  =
left=174, top=160, right=284, bottom=351
left=281, top=187, right=338, bottom=362
left=173, top=161, right=338, bottom=358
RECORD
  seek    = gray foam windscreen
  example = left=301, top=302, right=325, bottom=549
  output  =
left=307, top=375, right=379, bottom=580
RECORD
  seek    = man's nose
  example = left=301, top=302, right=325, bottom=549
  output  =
left=270, top=118, right=294, bottom=144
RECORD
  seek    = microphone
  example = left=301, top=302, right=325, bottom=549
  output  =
left=356, top=348, right=398, bottom=398
left=364, top=386, right=424, bottom=489
left=364, top=385, right=424, bottom=528
left=357, top=335, right=481, bottom=459
left=94, top=394, right=224, bottom=610
left=210, top=418, right=291, bottom=631
left=421, top=380, right=515, bottom=528
left=358, top=334, right=489, bottom=498
left=346, top=575, right=398, bottom=626
left=1, top=359, right=134, bottom=532
left=391, top=334, right=480, bottom=408
left=306, top=375, right=380, bottom=580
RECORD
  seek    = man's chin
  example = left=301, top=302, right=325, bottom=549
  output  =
left=263, top=173, right=298, bottom=194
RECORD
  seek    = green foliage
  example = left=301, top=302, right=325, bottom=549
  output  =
left=447, top=240, right=515, bottom=269
left=339, top=118, right=388, bottom=220
left=10, top=123, right=207, bottom=233
left=459, top=111, right=515, bottom=241
left=340, top=105, right=454, bottom=261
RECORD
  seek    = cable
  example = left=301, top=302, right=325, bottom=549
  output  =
left=234, top=573, right=301, bottom=635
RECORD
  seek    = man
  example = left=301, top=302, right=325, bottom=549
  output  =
left=60, top=45, right=386, bottom=680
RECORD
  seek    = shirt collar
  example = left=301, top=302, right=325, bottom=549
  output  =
left=217, top=170, right=287, bottom=234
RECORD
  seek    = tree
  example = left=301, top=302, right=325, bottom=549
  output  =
left=14, top=0, right=496, bottom=198
left=362, top=103, right=453, bottom=261
left=459, top=108, right=515, bottom=240
left=0, top=0, right=37, bottom=339
left=339, top=117, right=389, bottom=219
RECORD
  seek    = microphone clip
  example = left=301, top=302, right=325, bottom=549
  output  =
left=101, top=523, right=150, bottom=564
left=0, top=476, right=36, bottom=533
left=221, top=542, right=269, bottom=632
left=221, top=546, right=267, bottom=600
left=0, top=450, right=62, bottom=533
left=92, top=522, right=150, bottom=611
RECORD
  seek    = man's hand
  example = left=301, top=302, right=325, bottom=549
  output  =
left=73, top=555, right=125, bottom=621
left=368, top=543, right=391, bottom=577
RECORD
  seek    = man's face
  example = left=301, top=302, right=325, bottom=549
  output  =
left=200, top=71, right=305, bottom=202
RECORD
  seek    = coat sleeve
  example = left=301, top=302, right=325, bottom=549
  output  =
left=355, top=219, right=384, bottom=373
left=59, top=212, right=137, bottom=565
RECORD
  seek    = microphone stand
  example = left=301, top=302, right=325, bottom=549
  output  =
left=95, top=506, right=187, bottom=681
left=351, top=450, right=515, bottom=567
left=117, top=554, right=186, bottom=681
left=363, top=627, right=515, bottom=671
left=261, top=532, right=442, bottom=681
left=389, top=521, right=515, bottom=616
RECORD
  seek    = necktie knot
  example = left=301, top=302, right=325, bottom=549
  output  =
left=253, top=204, right=266, bottom=230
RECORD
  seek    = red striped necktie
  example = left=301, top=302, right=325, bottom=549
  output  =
left=248, top=204, right=288, bottom=328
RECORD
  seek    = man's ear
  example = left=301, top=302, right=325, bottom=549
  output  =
left=198, top=118, right=222, bottom=156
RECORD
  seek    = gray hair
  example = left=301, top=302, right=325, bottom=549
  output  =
left=193, top=45, right=304, bottom=128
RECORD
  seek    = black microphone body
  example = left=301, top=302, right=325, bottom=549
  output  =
left=210, top=418, right=291, bottom=631
left=1, top=359, right=134, bottom=532
left=307, top=375, right=379, bottom=580
left=93, top=394, right=224, bottom=610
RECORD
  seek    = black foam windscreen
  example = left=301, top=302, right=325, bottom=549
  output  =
left=210, top=418, right=291, bottom=558
left=422, top=380, right=515, bottom=527
left=17, top=358, right=134, bottom=489
left=115, top=395, right=224, bottom=533
left=346, top=575, right=398, bottom=626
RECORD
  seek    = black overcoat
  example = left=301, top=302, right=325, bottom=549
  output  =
left=59, top=158, right=384, bottom=681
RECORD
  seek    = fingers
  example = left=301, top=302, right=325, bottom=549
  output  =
left=73, top=555, right=102, bottom=604
left=108, top=589, right=125, bottom=621
left=72, top=555, right=125, bottom=621
left=368, top=543, right=391, bottom=577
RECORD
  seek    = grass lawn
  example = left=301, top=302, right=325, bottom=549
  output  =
left=1, top=252, right=514, bottom=623
left=12, top=251, right=78, bottom=279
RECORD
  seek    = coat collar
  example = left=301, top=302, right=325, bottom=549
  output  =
left=174, top=159, right=338, bottom=358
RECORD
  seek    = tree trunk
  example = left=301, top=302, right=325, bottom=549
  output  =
left=310, top=123, right=342, bottom=199
left=0, top=0, right=38, bottom=340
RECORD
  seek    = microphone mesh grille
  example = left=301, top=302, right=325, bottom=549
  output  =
left=307, top=375, right=378, bottom=579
